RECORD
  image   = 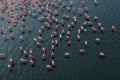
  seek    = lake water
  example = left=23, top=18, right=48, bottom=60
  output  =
left=0, top=0, right=120, bottom=80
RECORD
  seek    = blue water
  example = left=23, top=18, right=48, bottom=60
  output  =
left=0, top=0, right=120, bottom=80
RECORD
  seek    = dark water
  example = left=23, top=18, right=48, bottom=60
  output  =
left=0, top=0, right=120, bottom=80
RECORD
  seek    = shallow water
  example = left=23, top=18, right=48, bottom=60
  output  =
left=0, top=0, right=120, bottom=80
